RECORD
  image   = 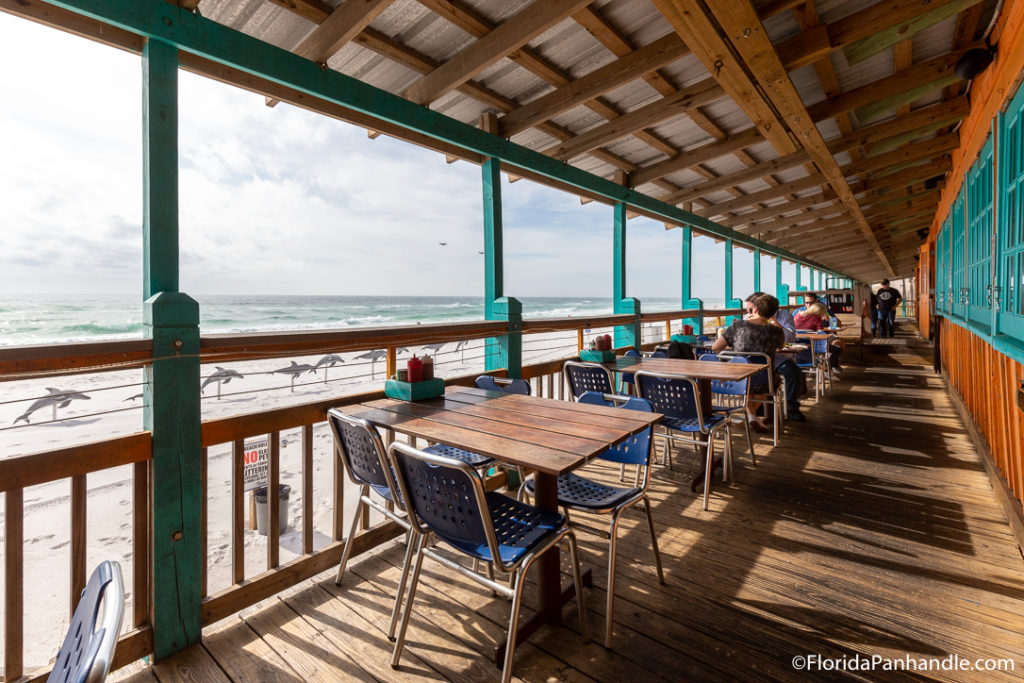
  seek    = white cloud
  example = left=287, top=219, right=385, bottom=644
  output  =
left=0, top=12, right=737, bottom=303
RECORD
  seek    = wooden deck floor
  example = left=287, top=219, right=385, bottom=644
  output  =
left=115, top=328, right=1024, bottom=682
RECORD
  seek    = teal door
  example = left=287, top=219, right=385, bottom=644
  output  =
left=998, top=83, right=1024, bottom=338
left=966, top=135, right=994, bottom=329
left=951, top=187, right=967, bottom=320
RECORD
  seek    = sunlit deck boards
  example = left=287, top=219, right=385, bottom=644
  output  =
left=113, top=329, right=1024, bottom=682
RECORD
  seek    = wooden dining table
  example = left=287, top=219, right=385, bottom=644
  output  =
left=342, top=385, right=661, bottom=665
left=602, top=356, right=766, bottom=414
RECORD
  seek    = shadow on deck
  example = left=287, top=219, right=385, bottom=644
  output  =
left=115, top=325, right=1024, bottom=682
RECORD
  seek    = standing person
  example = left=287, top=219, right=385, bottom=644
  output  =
left=869, top=290, right=879, bottom=335
left=876, top=279, right=902, bottom=338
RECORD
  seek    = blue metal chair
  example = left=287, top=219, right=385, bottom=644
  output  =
left=720, top=351, right=784, bottom=446
left=619, top=349, right=641, bottom=394
left=696, top=335, right=712, bottom=343
left=635, top=371, right=730, bottom=510
left=523, top=392, right=664, bottom=648
left=813, top=338, right=833, bottom=392
left=563, top=361, right=615, bottom=401
left=388, top=442, right=588, bottom=683
left=474, top=375, right=531, bottom=395
left=327, top=409, right=413, bottom=639
left=650, top=349, right=668, bottom=358
left=698, top=355, right=756, bottom=469
left=48, top=561, right=124, bottom=683
left=793, top=343, right=823, bottom=402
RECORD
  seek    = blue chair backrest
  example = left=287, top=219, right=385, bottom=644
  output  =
left=474, top=375, right=530, bottom=395
left=712, top=356, right=749, bottom=396
left=698, top=353, right=720, bottom=363
left=577, top=394, right=653, bottom=466
left=696, top=335, right=711, bottom=342
left=620, top=349, right=641, bottom=384
left=635, top=373, right=700, bottom=421
left=794, top=346, right=815, bottom=366
left=564, top=362, right=614, bottom=398
left=650, top=350, right=668, bottom=358
left=389, top=443, right=490, bottom=556
left=328, top=409, right=393, bottom=493
left=813, top=338, right=829, bottom=354
left=49, top=560, right=123, bottom=683
left=624, top=349, right=641, bottom=358
left=692, top=346, right=715, bottom=358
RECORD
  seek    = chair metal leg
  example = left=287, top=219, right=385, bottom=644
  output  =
left=742, top=413, right=756, bottom=466
left=486, top=561, right=498, bottom=597
left=642, top=495, right=665, bottom=585
left=391, top=533, right=427, bottom=669
left=501, top=568, right=528, bottom=683
left=335, top=485, right=368, bottom=585
left=565, top=532, right=589, bottom=643
left=387, top=528, right=416, bottom=640
left=604, top=513, right=622, bottom=649
left=702, top=437, right=715, bottom=511
left=619, top=463, right=626, bottom=482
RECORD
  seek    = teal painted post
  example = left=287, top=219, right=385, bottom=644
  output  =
left=753, top=248, right=761, bottom=294
left=723, top=239, right=743, bottom=325
left=795, top=262, right=805, bottom=291
left=480, top=141, right=522, bottom=377
left=612, top=202, right=641, bottom=348
left=776, top=258, right=790, bottom=308
left=142, top=38, right=202, bottom=660
left=681, top=226, right=704, bottom=335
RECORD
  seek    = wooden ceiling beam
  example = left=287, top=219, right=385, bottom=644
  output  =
left=825, top=97, right=968, bottom=155
left=657, top=0, right=894, bottom=275
left=627, top=127, right=761, bottom=187
left=403, top=0, right=592, bottom=105
left=498, top=33, right=691, bottom=136
left=662, top=151, right=812, bottom=205
left=843, top=133, right=959, bottom=177
left=540, top=78, right=725, bottom=161
left=861, top=158, right=951, bottom=195
left=807, top=48, right=972, bottom=124
left=265, top=0, right=395, bottom=106
left=695, top=172, right=828, bottom=216
left=775, top=0, right=983, bottom=71
left=721, top=191, right=842, bottom=227
left=745, top=210, right=854, bottom=237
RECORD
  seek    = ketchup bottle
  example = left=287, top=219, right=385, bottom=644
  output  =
left=406, top=355, right=423, bottom=383
left=682, top=324, right=693, bottom=335
left=602, top=334, right=612, bottom=350
left=421, top=355, right=434, bottom=381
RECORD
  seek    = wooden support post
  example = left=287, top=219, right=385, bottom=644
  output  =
left=142, top=38, right=202, bottom=660
left=753, top=247, right=762, bottom=294
left=776, top=257, right=790, bottom=306
left=481, top=112, right=523, bottom=377
left=612, top=196, right=641, bottom=348
left=681, top=224, right=703, bottom=334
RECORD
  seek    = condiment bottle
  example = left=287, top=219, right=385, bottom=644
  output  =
left=421, top=355, right=434, bottom=380
left=406, top=355, right=423, bottom=383
left=682, top=324, right=693, bottom=335
left=602, top=334, right=612, bottom=350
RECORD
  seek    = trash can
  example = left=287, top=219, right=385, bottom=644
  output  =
left=254, top=484, right=290, bottom=536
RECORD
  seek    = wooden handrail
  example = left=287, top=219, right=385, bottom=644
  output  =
left=520, top=314, right=633, bottom=332
left=0, top=432, right=151, bottom=493
left=0, top=339, right=152, bottom=380
left=638, top=309, right=701, bottom=323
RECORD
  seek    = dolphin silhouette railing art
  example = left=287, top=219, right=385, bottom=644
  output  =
left=13, top=388, right=91, bottom=424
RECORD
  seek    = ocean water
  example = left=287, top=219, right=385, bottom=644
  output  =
left=0, top=295, right=719, bottom=346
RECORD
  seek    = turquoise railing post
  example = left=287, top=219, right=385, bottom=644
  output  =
left=480, top=113, right=522, bottom=377
left=612, top=201, right=642, bottom=348
left=795, top=261, right=806, bottom=291
left=142, top=38, right=202, bottom=660
left=753, top=247, right=762, bottom=294
left=723, top=239, right=743, bottom=325
left=776, top=257, right=790, bottom=308
left=681, top=225, right=704, bottom=335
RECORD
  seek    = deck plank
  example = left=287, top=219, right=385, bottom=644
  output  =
left=115, top=329, right=1024, bottom=681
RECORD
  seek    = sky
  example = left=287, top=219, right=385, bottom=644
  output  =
left=0, top=12, right=761, bottom=302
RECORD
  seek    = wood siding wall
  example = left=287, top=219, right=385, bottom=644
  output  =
left=942, top=322, right=1024, bottom=505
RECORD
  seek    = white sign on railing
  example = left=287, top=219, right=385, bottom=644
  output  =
left=243, top=437, right=269, bottom=492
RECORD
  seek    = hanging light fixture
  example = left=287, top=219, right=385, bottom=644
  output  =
left=956, top=47, right=995, bottom=80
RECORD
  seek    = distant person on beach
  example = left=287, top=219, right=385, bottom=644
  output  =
left=876, top=279, right=902, bottom=338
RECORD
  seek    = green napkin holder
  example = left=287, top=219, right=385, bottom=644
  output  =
left=384, top=377, right=445, bottom=401
left=579, top=349, right=616, bottom=362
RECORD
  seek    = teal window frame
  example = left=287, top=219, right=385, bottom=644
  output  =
left=951, top=186, right=967, bottom=320
left=998, top=81, right=1024, bottom=339
left=966, top=132, right=994, bottom=329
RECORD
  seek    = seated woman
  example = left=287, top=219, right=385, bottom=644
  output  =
left=794, top=302, right=844, bottom=374
left=712, top=293, right=786, bottom=432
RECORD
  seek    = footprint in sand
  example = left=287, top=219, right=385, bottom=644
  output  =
left=50, top=540, right=70, bottom=550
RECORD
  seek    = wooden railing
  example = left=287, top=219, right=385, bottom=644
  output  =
left=0, top=309, right=712, bottom=679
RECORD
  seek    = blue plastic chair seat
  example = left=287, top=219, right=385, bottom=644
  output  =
left=525, top=472, right=637, bottom=511
left=661, top=414, right=727, bottom=432
left=423, top=443, right=494, bottom=468
left=443, top=492, right=566, bottom=565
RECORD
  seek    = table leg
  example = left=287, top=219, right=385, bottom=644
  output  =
left=494, top=471, right=592, bottom=667
left=691, top=379, right=721, bottom=492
